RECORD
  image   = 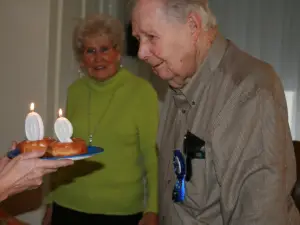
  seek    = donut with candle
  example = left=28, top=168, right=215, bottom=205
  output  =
left=20, top=104, right=87, bottom=157
left=45, top=108, right=87, bottom=157
left=19, top=102, right=55, bottom=154
left=46, top=138, right=87, bottom=157
left=17, top=137, right=56, bottom=153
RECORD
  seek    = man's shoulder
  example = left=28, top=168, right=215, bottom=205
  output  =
left=209, top=42, right=286, bottom=115
left=220, top=42, right=282, bottom=95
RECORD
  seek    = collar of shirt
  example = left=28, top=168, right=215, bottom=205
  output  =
left=171, top=32, right=229, bottom=110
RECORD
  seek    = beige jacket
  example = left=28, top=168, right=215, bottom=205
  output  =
left=158, top=33, right=300, bottom=225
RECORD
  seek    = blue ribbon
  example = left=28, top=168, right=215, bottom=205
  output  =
left=172, top=150, right=186, bottom=203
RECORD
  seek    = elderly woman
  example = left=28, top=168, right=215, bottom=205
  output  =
left=43, top=14, right=159, bottom=225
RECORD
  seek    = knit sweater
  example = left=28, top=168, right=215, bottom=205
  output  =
left=46, top=68, right=158, bottom=215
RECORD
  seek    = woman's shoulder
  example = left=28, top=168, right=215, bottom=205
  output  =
left=120, top=68, right=155, bottom=93
left=67, top=77, right=87, bottom=92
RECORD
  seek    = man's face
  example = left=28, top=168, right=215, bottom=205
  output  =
left=132, top=0, right=198, bottom=88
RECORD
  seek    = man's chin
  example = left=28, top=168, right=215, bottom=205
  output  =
left=168, top=80, right=184, bottom=89
left=153, top=69, right=174, bottom=81
left=167, top=76, right=188, bottom=89
left=152, top=68, right=185, bottom=88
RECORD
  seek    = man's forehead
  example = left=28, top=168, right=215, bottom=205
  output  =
left=134, top=0, right=164, bottom=7
left=133, top=0, right=165, bottom=16
left=133, top=1, right=167, bottom=23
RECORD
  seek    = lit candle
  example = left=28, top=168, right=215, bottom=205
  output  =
left=25, top=102, right=44, bottom=141
left=54, top=108, right=73, bottom=143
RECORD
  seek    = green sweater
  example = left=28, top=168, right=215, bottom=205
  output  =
left=46, top=68, right=158, bottom=215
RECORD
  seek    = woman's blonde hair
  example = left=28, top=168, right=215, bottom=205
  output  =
left=72, top=14, right=124, bottom=62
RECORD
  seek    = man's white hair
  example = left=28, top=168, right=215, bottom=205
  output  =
left=163, top=0, right=217, bottom=30
left=132, top=0, right=217, bottom=30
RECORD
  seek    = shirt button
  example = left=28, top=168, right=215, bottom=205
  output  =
left=167, top=180, right=171, bottom=184
left=181, top=109, right=186, bottom=113
left=192, top=100, right=196, bottom=105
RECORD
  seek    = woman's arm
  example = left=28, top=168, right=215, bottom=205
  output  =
left=135, top=83, right=159, bottom=214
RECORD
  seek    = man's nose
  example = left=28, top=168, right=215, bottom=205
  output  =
left=138, top=40, right=151, bottom=61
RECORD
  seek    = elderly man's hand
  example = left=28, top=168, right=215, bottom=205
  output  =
left=138, top=212, right=159, bottom=225
left=0, top=150, right=73, bottom=200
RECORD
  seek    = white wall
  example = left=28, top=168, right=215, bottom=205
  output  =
left=0, top=0, right=51, bottom=145
left=0, top=0, right=81, bottom=224
left=0, top=1, right=52, bottom=224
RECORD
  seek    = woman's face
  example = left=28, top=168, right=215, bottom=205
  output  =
left=81, top=35, right=120, bottom=81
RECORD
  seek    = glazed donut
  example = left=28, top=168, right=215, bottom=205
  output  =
left=47, top=138, right=87, bottom=157
left=17, top=137, right=55, bottom=153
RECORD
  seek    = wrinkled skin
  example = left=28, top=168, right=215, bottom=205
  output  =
left=0, top=143, right=73, bottom=202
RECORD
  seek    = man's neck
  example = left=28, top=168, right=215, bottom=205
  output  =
left=169, top=28, right=218, bottom=89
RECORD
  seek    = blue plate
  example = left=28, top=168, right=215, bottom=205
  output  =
left=7, top=146, right=104, bottom=161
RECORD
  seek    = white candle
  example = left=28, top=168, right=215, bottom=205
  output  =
left=54, top=108, right=73, bottom=143
left=25, top=102, right=44, bottom=141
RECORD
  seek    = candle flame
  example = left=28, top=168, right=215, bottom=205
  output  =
left=30, top=102, right=35, bottom=112
left=58, top=108, right=63, bottom=117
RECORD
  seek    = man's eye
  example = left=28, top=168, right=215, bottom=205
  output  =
left=147, top=34, right=155, bottom=40
left=86, top=48, right=96, bottom=54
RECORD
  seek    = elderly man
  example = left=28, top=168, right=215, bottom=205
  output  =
left=0, top=147, right=73, bottom=202
left=132, top=0, right=300, bottom=224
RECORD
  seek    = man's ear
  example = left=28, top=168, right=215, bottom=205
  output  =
left=187, top=12, right=202, bottom=42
